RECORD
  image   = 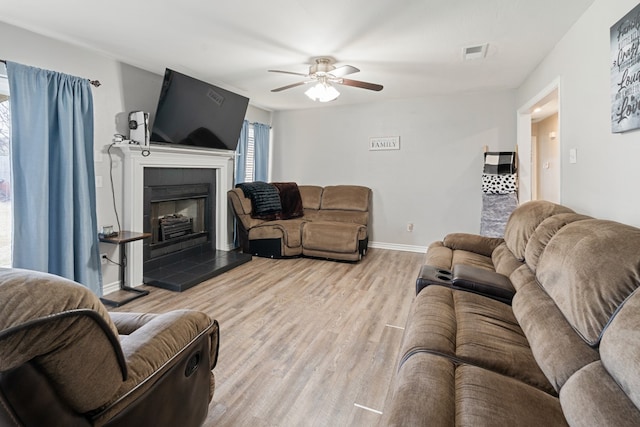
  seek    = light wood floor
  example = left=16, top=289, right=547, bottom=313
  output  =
left=111, top=248, right=424, bottom=426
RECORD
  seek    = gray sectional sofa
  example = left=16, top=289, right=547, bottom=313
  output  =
left=382, top=200, right=640, bottom=426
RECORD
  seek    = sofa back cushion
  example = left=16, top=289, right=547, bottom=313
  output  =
left=599, top=288, right=640, bottom=411
left=511, top=265, right=600, bottom=391
left=559, top=289, right=640, bottom=426
left=312, top=185, right=371, bottom=225
left=536, top=219, right=640, bottom=346
left=524, top=213, right=591, bottom=272
left=320, top=185, right=371, bottom=211
left=299, top=185, right=323, bottom=210
left=503, top=200, right=574, bottom=261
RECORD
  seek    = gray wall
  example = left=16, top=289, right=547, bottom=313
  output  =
left=517, top=0, right=640, bottom=227
left=272, top=91, right=517, bottom=249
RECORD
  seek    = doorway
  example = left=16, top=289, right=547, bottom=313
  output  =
left=516, top=79, right=561, bottom=203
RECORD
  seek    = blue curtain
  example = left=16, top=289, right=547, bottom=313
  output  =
left=234, top=120, right=249, bottom=185
left=7, top=62, right=102, bottom=295
left=253, top=122, right=270, bottom=182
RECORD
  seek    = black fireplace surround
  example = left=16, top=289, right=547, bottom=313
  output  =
left=143, top=168, right=250, bottom=291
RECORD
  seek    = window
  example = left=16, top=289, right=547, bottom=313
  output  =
left=244, top=124, right=255, bottom=182
left=0, top=64, right=11, bottom=267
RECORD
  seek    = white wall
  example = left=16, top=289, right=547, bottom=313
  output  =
left=517, top=0, right=640, bottom=226
left=272, top=91, right=517, bottom=250
left=0, top=21, right=271, bottom=288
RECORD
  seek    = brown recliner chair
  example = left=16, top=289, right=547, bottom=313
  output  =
left=0, top=268, right=219, bottom=427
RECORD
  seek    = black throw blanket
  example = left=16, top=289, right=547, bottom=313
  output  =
left=236, top=181, right=282, bottom=219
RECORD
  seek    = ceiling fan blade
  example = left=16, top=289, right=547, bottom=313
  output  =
left=339, top=78, right=383, bottom=91
left=271, top=81, right=308, bottom=92
left=268, top=69, right=308, bottom=77
left=331, top=65, right=360, bottom=77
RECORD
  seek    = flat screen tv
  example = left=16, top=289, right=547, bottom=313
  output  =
left=151, top=68, right=249, bottom=151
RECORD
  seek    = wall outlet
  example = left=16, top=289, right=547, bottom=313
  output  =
left=101, top=253, right=108, bottom=265
left=407, top=222, right=414, bottom=232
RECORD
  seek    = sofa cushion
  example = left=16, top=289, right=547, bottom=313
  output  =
left=398, top=285, right=554, bottom=394
left=523, top=213, right=591, bottom=272
left=599, top=288, right=640, bottom=411
left=536, top=219, right=640, bottom=346
left=384, top=353, right=567, bottom=427
left=320, top=185, right=370, bottom=211
left=298, top=185, right=323, bottom=210
left=492, top=242, right=524, bottom=278
left=503, top=200, right=574, bottom=261
left=511, top=266, right=600, bottom=391
left=560, top=361, right=640, bottom=427
left=302, top=221, right=366, bottom=254
left=384, top=353, right=456, bottom=426
left=559, top=287, right=640, bottom=425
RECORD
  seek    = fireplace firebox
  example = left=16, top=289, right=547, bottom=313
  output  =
left=147, top=183, right=210, bottom=259
left=143, top=167, right=250, bottom=291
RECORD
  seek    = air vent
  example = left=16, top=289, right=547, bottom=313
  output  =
left=463, top=44, right=488, bottom=60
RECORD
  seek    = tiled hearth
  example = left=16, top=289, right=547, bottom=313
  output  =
left=114, top=144, right=251, bottom=291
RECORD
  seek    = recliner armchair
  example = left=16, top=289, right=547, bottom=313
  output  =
left=0, top=268, right=219, bottom=427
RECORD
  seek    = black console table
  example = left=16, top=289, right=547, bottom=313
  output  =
left=99, top=231, right=151, bottom=307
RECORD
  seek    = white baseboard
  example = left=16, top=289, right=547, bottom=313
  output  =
left=102, top=280, right=122, bottom=296
left=369, top=241, right=427, bottom=253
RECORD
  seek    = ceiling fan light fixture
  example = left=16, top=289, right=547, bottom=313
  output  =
left=305, top=81, right=340, bottom=102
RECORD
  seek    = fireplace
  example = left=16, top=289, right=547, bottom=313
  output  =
left=144, top=170, right=214, bottom=258
left=113, top=144, right=251, bottom=293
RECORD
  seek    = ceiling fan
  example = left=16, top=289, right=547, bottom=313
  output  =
left=268, top=58, right=383, bottom=102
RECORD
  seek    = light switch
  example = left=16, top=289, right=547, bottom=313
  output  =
left=569, top=148, right=577, bottom=164
left=95, top=176, right=103, bottom=188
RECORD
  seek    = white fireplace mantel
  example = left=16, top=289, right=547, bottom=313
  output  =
left=114, top=143, right=236, bottom=288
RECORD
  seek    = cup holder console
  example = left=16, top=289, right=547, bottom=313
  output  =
left=416, top=265, right=453, bottom=295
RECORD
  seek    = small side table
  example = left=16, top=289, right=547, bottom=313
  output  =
left=99, top=231, right=151, bottom=307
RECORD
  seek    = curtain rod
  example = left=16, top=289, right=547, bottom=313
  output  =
left=0, top=59, right=101, bottom=87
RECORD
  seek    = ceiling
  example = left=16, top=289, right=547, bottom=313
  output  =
left=0, top=0, right=595, bottom=111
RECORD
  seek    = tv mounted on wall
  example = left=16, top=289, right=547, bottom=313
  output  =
left=151, top=68, right=249, bottom=151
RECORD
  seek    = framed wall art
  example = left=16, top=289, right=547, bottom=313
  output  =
left=611, top=3, right=640, bottom=133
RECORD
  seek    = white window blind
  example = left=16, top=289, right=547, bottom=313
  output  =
left=244, top=124, right=255, bottom=182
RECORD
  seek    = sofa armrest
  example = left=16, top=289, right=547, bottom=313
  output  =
left=97, top=310, right=219, bottom=426
left=228, top=189, right=267, bottom=231
left=451, top=264, right=515, bottom=304
left=110, top=312, right=156, bottom=335
left=112, top=310, right=218, bottom=387
left=442, top=233, right=504, bottom=257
